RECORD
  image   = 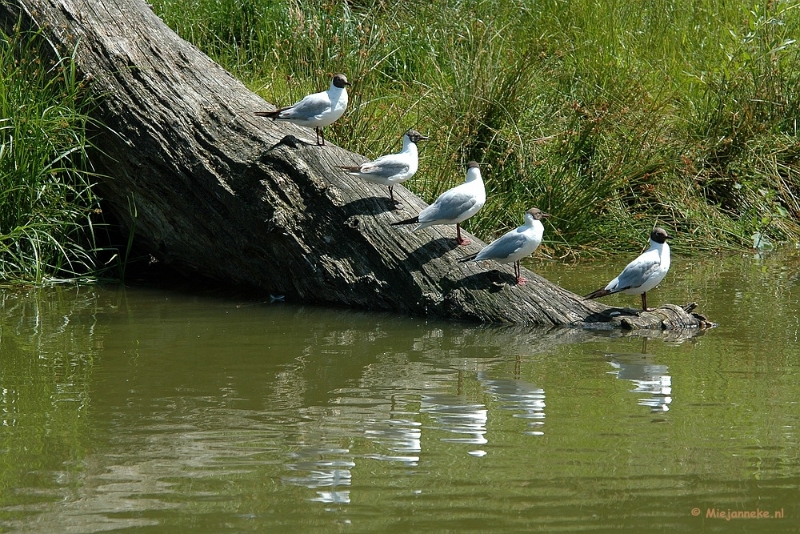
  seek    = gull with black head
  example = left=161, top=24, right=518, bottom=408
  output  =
left=339, top=129, right=428, bottom=206
left=584, top=227, right=672, bottom=311
left=254, top=74, right=350, bottom=146
left=460, top=208, right=549, bottom=285
left=391, top=161, right=486, bottom=246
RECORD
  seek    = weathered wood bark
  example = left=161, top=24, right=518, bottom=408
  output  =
left=3, top=0, right=711, bottom=328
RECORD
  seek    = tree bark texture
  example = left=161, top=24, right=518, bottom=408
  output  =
left=3, top=0, right=711, bottom=329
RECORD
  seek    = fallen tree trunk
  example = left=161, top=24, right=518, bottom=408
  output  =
left=3, top=0, right=710, bottom=329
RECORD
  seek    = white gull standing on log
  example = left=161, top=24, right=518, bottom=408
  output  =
left=391, top=161, right=486, bottom=246
left=338, top=129, right=428, bottom=206
left=254, top=74, right=350, bottom=146
left=459, top=207, right=549, bottom=285
left=584, top=227, right=672, bottom=311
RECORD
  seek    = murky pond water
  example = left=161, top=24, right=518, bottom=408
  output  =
left=1, top=249, right=799, bottom=533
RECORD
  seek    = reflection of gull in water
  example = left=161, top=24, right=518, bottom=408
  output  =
left=283, top=447, right=354, bottom=504
left=364, top=417, right=422, bottom=466
left=421, top=394, right=488, bottom=455
left=606, top=353, right=672, bottom=413
left=479, top=375, right=546, bottom=436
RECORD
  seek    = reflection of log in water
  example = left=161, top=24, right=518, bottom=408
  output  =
left=0, top=0, right=711, bottom=329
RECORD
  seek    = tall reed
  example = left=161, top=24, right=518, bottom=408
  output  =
left=0, top=23, right=101, bottom=284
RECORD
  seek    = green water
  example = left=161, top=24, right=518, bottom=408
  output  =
left=1, top=249, right=799, bottom=533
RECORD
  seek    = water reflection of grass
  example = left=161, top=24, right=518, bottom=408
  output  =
left=0, top=286, right=101, bottom=511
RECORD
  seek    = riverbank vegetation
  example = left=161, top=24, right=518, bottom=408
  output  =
left=0, top=23, right=101, bottom=284
left=2, top=1, right=799, bottom=287
left=150, top=0, right=800, bottom=256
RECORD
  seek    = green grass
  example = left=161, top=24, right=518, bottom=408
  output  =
left=150, top=0, right=800, bottom=256
left=3, top=0, right=798, bottom=285
left=0, top=23, right=102, bottom=284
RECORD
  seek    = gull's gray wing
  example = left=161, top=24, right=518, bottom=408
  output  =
left=614, top=257, right=660, bottom=291
left=420, top=191, right=479, bottom=223
left=282, top=92, right=330, bottom=119
left=477, top=232, right=527, bottom=261
left=360, top=156, right=411, bottom=178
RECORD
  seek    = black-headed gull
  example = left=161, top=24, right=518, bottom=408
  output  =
left=460, top=208, right=549, bottom=285
left=255, top=74, right=350, bottom=146
left=391, top=161, right=486, bottom=246
left=584, top=227, right=672, bottom=311
left=339, top=129, right=428, bottom=205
